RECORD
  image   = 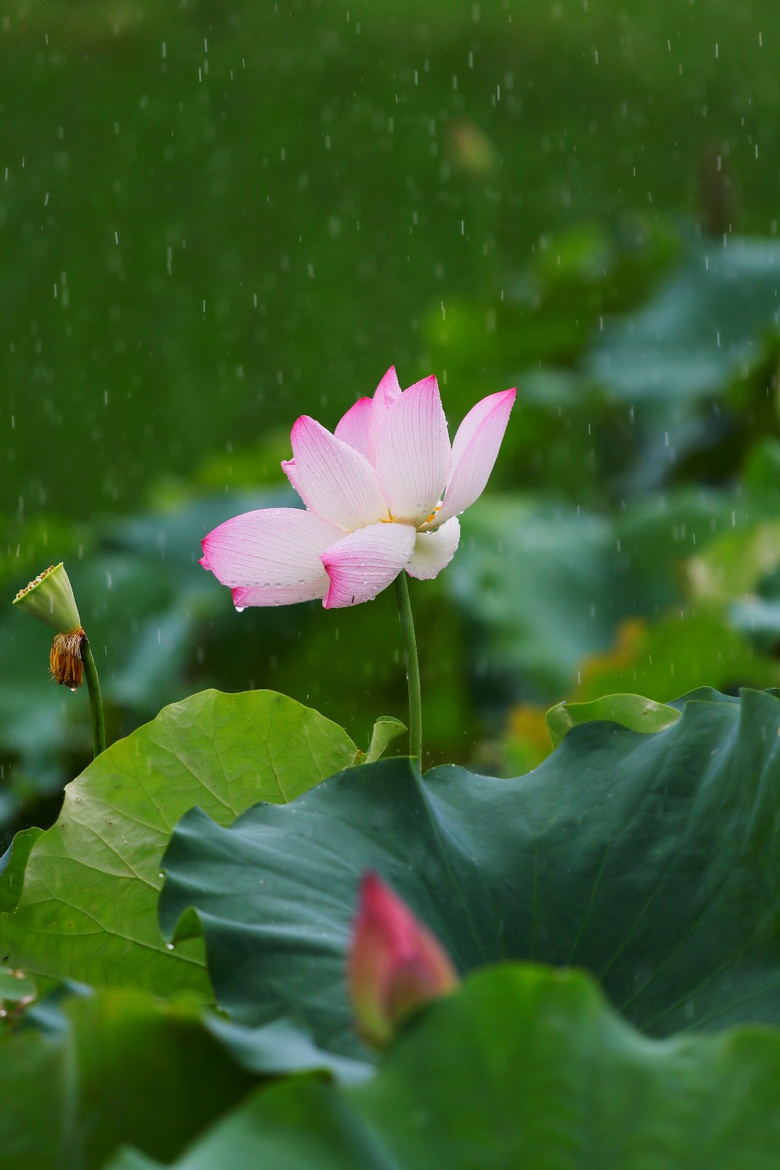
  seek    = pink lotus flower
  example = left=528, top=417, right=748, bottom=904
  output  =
left=200, top=368, right=515, bottom=609
left=348, top=871, right=459, bottom=1047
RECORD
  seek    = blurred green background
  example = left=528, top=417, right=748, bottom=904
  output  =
left=4, top=0, right=780, bottom=841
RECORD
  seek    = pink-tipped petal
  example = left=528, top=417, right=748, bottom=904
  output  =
left=373, top=366, right=403, bottom=413
left=368, top=366, right=403, bottom=462
left=201, top=509, right=339, bottom=604
left=231, top=581, right=327, bottom=607
left=433, top=389, right=516, bottom=526
left=321, top=521, right=416, bottom=608
left=282, top=416, right=389, bottom=532
left=406, top=517, right=461, bottom=581
left=334, top=397, right=374, bottom=462
left=375, top=376, right=452, bottom=526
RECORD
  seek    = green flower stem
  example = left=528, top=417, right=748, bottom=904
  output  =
left=81, top=637, right=106, bottom=757
left=394, top=572, right=422, bottom=765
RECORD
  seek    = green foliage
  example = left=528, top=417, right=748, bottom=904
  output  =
left=160, top=689, right=780, bottom=1061
left=5, top=681, right=780, bottom=1159
left=105, top=965, right=780, bottom=1170
left=546, top=692, right=681, bottom=747
left=0, top=965, right=36, bottom=1030
left=0, top=966, right=35, bottom=1004
left=0, top=493, right=468, bottom=841
left=6, top=222, right=780, bottom=811
left=573, top=610, right=778, bottom=702
left=0, top=690, right=356, bottom=996
left=8, top=0, right=780, bottom=522
left=201, top=1015, right=371, bottom=1086
left=0, top=495, right=270, bottom=839
left=0, top=987, right=255, bottom=1170
left=451, top=486, right=780, bottom=707
left=361, top=716, right=407, bottom=764
left=5, top=0, right=780, bottom=1159
left=588, top=237, right=780, bottom=404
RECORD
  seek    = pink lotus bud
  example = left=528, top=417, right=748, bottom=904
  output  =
left=348, top=872, right=459, bottom=1048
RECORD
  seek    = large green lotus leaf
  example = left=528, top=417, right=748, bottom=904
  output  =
left=0, top=690, right=356, bottom=996
left=0, top=986, right=255, bottom=1170
left=161, top=688, right=780, bottom=1059
left=104, top=965, right=780, bottom=1170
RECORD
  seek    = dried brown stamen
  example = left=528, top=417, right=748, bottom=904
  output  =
left=50, top=627, right=87, bottom=690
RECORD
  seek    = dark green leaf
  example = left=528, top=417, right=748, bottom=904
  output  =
left=161, top=688, right=780, bottom=1057
left=202, top=1015, right=371, bottom=1084
left=0, top=987, right=254, bottom=1170
left=105, top=965, right=780, bottom=1170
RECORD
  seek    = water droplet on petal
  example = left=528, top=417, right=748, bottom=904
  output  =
left=234, top=605, right=245, bottom=613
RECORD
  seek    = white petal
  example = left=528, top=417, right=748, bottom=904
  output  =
left=282, top=416, right=389, bottom=532
left=375, top=376, right=451, bottom=526
left=321, top=522, right=416, bottom=608
left=434, top=389, right=516, bottom=526
left=200, top=508, right=339, bottom=597
left=406, top=517, right=461, bottom=581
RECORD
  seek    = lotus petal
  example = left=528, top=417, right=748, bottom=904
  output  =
left=283, top=416, right=389, bottom=531
left=322, top=522, right=416, bottom=609
left=433, top=389, right=516, bottom=527
left=406, top=517, right=461, bottom=580
left=375, top=377, right=451, bottom=526
left=201, top=509, right=339, bottom=602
